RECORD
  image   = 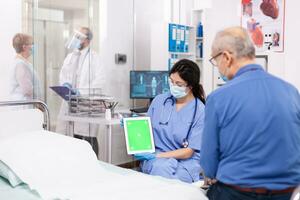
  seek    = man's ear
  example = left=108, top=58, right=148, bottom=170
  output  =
left=223, top=51, right=233, bottom=68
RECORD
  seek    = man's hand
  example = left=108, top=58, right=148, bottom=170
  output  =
left=204, top=175, right=217, bottom=186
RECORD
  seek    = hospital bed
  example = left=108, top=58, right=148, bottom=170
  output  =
left=0, top=100, right=207, bottom=200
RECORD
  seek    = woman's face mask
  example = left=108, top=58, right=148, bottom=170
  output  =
left=29, top=44, right=35, bottom=56
left=169, top=81, right=188, bottom=99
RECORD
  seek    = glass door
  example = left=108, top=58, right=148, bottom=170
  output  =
left=23, top=0, right=99, bottom=130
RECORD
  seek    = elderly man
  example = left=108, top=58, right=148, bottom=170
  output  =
left=200, top=26, right=300, bottom=200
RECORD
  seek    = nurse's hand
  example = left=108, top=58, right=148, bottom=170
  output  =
left=134, top=153, right=156, bottom=161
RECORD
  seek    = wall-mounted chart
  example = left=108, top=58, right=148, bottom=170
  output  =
left=241, top=0, right=285, bottom=52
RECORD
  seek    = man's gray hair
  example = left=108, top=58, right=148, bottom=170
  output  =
left=212, top=26, right=255, bottom=59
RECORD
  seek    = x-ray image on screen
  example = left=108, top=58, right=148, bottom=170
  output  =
left=130, top=71, right=170, bottom=99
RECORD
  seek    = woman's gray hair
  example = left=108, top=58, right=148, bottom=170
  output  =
left=12, top=33, right=32, bottom=53
left=212, top=27, right=255, bottom=59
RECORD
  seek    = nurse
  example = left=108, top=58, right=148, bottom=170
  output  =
left=135, top=59, right=206, bottom=183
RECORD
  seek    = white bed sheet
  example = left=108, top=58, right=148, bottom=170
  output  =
left=0, top=130, right=208, bottom=200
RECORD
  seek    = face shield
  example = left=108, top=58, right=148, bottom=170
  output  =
left=65, top=30, right=87, bottom=50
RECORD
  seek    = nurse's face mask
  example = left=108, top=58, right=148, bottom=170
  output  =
left=168, top=75, right=189, bottom=99
left=65, top=30, right=87, bottom=50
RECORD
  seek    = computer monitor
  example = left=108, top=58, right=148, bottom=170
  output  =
left=130, top=71, right=170, bottom=99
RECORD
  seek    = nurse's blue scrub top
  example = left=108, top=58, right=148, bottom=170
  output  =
left=147, top=93, right=205, bottom=168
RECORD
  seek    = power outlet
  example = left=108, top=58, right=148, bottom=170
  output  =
left=115, top=53, right=127, bottom=64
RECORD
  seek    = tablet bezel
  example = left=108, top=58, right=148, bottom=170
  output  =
left=123, top=117, right=155, bottom=155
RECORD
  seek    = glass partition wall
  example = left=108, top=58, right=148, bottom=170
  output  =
left=22, top=0, right=100, bottom=130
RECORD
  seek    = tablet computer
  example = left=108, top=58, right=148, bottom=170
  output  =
left=123, top=117, right=155, bottom=155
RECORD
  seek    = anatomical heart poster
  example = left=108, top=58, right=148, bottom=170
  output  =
left=241, top=0, right=285, bottom=52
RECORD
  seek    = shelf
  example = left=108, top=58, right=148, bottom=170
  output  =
left=192, top=9, right=204, bottom=12
left=169, top=52, right=195, bottom=56
left=151, top=22, right=198, bottom=70
left=196, top=57, right=203, bottom=61
left=196, top=37, right=203, bottom=40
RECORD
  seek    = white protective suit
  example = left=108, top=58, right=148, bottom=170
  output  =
left=56, top=47, right=104, bottom=137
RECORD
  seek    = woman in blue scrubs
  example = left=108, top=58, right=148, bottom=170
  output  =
left=135, top=59, right=206, bottom=183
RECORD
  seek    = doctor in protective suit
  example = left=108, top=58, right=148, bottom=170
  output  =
left=56, top=27, right=104, bottom=155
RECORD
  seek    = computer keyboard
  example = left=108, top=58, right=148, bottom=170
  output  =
left=130, top=107, right=149, bottom=113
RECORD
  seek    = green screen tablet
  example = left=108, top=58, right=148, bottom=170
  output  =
left=123, top=117, right=155, bottom=154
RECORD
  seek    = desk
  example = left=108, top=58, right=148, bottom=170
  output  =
left=58, top=114, right=121, bottom=164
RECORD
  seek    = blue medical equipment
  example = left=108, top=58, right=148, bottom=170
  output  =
left=159, top=96, right=198, bottom=148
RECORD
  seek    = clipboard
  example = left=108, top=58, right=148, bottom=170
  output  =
left=50, top=86, right=76, bottom=101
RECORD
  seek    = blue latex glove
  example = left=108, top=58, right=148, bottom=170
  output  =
left=120, top=113, right=139, bottom=127
left=134, top=153, right=156, bottom=161
left=120, top=118, right=124, bottom=127
left=62, top=82, right=72, bottom=88
left=62, top=82, right=80, bottom=95
left=72, top=88, right=80, bottom=95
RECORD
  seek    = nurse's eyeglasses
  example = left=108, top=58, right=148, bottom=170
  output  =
left=168, top=78, right=187, bottom=88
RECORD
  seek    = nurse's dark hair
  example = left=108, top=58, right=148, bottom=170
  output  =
left=169, top=59, right=206, bottom=104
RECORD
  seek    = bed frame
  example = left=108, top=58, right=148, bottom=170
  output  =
left=0, top=100, right=50, bottom=131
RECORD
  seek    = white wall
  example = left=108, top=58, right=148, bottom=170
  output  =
left=96, top=0, right=135, bottom=164
left=0, top=1, right=22, bottom=100
left=202, top=0, right=300, bottom=93
left=134, top=0, right=196, bottom=71
left=134, top=0, right=171, bottom=70
left=283, top=0, right=300, bottom=91
left=99, top=0, right=134, bottom=108
left=134, top=0, right=300, bottom=94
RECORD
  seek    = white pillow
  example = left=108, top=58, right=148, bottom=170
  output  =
left=0, top=160, right=22, bottom=187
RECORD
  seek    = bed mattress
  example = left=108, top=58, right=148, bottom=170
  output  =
left=0, top=161, right=206, bottom=200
